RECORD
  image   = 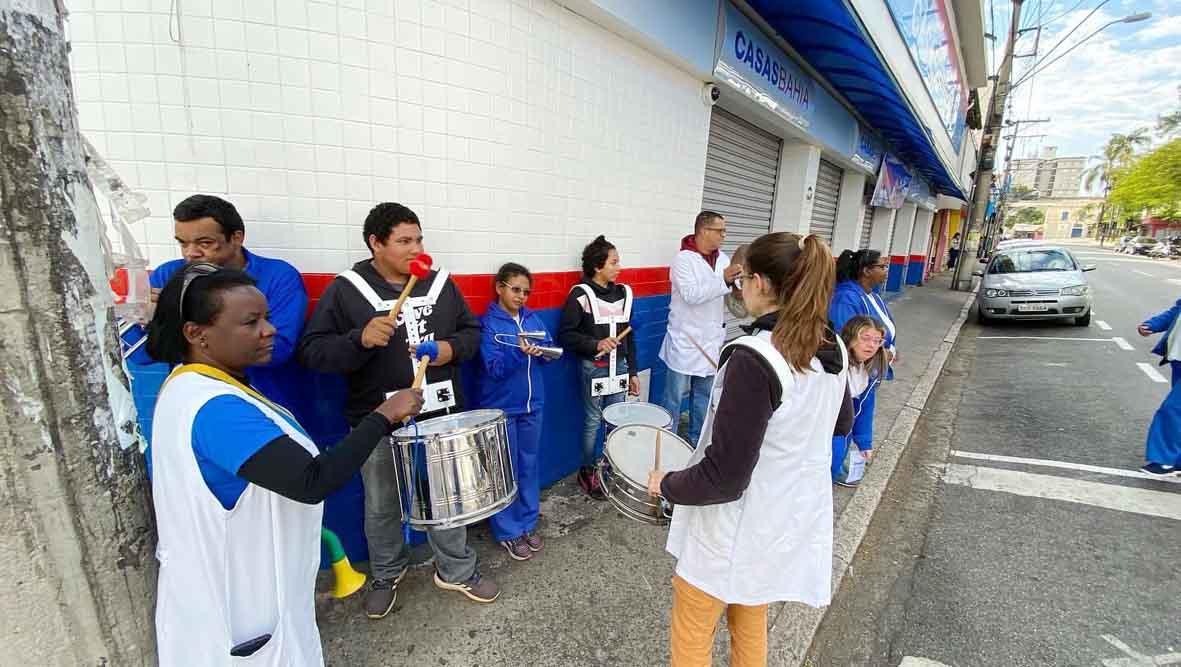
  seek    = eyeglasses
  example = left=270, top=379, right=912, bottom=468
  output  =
left=179, top=262, right=220, bottom=319
left=871, top=263, right=889, bottom=270
left=500, top=282, right=532, bottom=297
left=858, top=332, right=885, bottom=346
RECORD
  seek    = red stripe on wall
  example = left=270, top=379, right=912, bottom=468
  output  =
left=908, top=254, right=926, bottom=262
left=303, top=266, right=671, bottom=317
left=889, top=255, right=908, bottom=265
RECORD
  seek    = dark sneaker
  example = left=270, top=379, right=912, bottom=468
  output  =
left=523, top=531, right=542, bottom=552
left=578, top=466, right=607, bottom=501
left=433, top=570, right=499, bottom=603
left=1140, top=462, right=1180, bottom=478
left=835, top=478, right=860, bottom=489
left=500, top=537, right=532, bottom=561
left=363, top=569, right=407, bottom=619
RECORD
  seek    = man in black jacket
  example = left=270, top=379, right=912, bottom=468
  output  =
left=298, top=203, right=498, bottom=618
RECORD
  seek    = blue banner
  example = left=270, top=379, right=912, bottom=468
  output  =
left=871, top=154, right=914, bottom=209
left=884, top=0, right=968, bottom=150
left=853, top=125, right=885, bottom=173
left=716, top=3, right=816, bottom=131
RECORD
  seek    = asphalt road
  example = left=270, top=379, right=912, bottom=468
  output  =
left=807, top=243, right=1181, bottom=667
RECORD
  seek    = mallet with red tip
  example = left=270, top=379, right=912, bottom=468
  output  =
left=387, top=253, right=434, bottom=325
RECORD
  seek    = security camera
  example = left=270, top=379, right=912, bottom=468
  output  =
left=702, top=83, right=721, bottom=106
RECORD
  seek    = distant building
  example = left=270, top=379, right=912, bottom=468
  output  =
left=1009, top=146, right=1087, bottom=198
left=1007, top=197, right=1104, bottom=240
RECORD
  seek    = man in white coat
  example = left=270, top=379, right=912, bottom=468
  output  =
left=657, top=211, right=743, bottom=446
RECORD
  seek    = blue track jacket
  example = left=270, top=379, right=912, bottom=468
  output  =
left=1144, top=297, right=1181, bottom=364
left=477, top=302, right=553, bottom=416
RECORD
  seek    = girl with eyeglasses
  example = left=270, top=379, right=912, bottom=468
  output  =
left=145, top=264, right=423, bottom=664
left=832, top=249, right=898, bottom=369
left=477, top=262, right=556, bottom=560
left=832, top=315, right=890, bottom=487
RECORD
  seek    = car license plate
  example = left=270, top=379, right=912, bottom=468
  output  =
left=1017, top=304, right=1049, bottom=312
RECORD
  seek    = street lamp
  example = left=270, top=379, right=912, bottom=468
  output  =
left=1011, top=12, right=1152, bottom=89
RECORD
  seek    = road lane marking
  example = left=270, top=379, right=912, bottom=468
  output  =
left=977, top=335, right=1114, bottom=339
left=1101, top=635, right=1181, bottom=666
left=1112, top=336, right=1134, bottom=350
left=943, top=464, right=1181, bottom=520
left=1132, top=269, right=1153, bottom=277
left=1095, top=319, right=1112, bottom=330
left=949, top=450, right=1180, bottom=483
left=900, top=659, right=953, bottom=667
left=1137, top=362, right=1168, bottom=383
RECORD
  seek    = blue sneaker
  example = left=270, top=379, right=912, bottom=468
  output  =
left=1140, top=462, right=1180, bottom=478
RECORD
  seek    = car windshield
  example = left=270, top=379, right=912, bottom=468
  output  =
left=988, top=248, right=1077, bottom=274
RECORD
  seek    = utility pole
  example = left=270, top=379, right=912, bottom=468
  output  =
left=0, top=2, right=156, bottom=663
left=953, top=0, right=1025, bottom=291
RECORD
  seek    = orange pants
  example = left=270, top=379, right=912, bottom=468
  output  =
left=670, top=575, right=768, bottom=667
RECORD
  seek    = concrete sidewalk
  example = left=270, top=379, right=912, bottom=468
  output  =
left=313, top=273, right=975, bottom=667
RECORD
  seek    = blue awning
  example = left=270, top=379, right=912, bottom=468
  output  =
left=744, top=0, right=967, bottom=199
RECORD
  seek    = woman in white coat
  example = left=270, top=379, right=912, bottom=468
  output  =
left=648, top=233, right=852, bottom=666
left=144, top=263, right=422, bottom=665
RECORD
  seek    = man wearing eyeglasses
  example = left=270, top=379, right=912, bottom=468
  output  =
left=657, top=211, right=744, bottom=447
left=119, top=194, right=310, bottom=422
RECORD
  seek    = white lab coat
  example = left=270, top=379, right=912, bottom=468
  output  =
left=659, top=249, right=731, bottom=377
left=152, top=365, right=324, bottom=666
left=666, top=332, right=846, bottom=607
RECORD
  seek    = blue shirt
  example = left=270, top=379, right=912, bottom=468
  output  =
left=121, top=248, right=311, bottom=421
left=190, top=395, right=286, bottom=509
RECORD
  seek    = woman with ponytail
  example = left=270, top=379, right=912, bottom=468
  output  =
left=648, top=233, right=853, bottom=666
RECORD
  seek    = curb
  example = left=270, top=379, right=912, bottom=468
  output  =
left=769, top=288, right=978, bottom=666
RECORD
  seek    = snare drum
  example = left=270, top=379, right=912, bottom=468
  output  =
left=602, top=401, right=673, bottom=432
left=390, top=409, right=516, bottom=530
left=597, top=424, right=693, bottom=525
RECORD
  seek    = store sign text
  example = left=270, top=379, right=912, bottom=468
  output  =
left=733, top=30, right=811, bottom=110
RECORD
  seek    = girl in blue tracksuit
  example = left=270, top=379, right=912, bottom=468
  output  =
left=479, top=263, right=555, bottom=560
left=831, top=249, right=898, bottom=375
left=1137, top=297, right=1181, bottom=477
left=832, top=316, right=890, bottom=486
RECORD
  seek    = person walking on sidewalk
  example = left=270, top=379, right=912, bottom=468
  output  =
left=647, top=233, right=852, bottom=667
left=948, top=232, right=962, bottom=268
left=298, top=203, right=498, bottom=618
left=1137, top=298, right=1181, bottom=477
left=145, top=264, right=423, bottom=665
left=832, top=315, right=890, bottom=488
left=831, top=249, right=897, bottom=370
left=478, top=263, right=555, bottom=560
left=657, top=211, right=743, bottom=447
left=558, top=235, right=640, bottom=499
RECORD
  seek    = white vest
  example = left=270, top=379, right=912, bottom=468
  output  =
left=659, top=248, right=731, bottom=377
left=572, top=282, right=633, bottom=396
left=665, top=331, right=847, bottom=607
left=152, top=365, right=324, bottom=666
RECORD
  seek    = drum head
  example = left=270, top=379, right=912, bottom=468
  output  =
left=390, top=409, right=504, bottom=439
left=603, top=402, right=672, bottom=429
left=604, top=425, right=693, bottom=481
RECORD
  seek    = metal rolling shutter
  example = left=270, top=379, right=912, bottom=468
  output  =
left=700, top=109, right=781, bottom=341
left=859, top=203, right=874, bottom=249
left=809, top=159, right=842, bottom=243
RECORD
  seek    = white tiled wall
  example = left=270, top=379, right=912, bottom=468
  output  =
left=67, top=0, right=711, bottom=274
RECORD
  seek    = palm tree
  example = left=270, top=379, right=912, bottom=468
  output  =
left=1084, top=128, right=1150, bottom=244
left=1157, top=85, right=1181, bottom=139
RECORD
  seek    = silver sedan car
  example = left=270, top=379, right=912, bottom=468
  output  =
left=973, top=245, right=1095, bottom=325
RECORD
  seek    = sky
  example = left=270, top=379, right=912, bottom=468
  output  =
left=999, top=0, right=1181, bottom=174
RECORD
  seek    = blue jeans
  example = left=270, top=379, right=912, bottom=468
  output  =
left=659, top=369, right=713, bottom=447
left=1146, top=361, right=1181, bottom=466
left=580, top=359, right=629, bottom=467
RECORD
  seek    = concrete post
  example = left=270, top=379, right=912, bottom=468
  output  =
left=907, top=208, right=934, bottom=285
left=867, top=206, right=897, bottom=256
left=830, top=170, right=868, bottom=256
left=887, top=203, right=918, bottom=292
left=0, top=3, right=156, bottom=664
left=771, top=142, right=821, bottom=235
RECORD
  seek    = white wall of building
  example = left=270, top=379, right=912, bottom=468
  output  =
left=66, top=0, right=711, bottom=274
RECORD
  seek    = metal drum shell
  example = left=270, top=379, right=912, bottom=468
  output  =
left=390, top=409, right=517, bottom=530
left=597, top=424, right=692, bottom=526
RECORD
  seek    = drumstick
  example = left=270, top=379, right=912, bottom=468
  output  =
left=593, top=325, right=633, bottom=359
left=654, top=429, right=662, bottom=471
left=387, top=254, right=434, bottom=324
left=684, top=332, right=719, bottom=370
left=401, top=355, right=432, bottom=425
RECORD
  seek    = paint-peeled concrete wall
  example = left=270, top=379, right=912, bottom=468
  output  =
left=66, top=0, right=712, bottom=274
